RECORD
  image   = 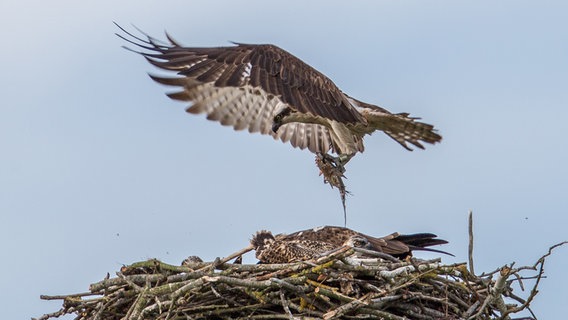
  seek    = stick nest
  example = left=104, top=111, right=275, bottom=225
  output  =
left=36, top=242, right=565, bottom=320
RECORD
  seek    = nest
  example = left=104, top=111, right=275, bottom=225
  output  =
left=35, top=241, right=565, bottom=320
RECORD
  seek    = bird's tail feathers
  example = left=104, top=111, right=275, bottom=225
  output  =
left=394, top=233, right=448, bottom=248
left=366, top=232, right=453, bottom=257
left=396, top=233, right=453, bottom=257
left=383, top=114, right=442, bottom=151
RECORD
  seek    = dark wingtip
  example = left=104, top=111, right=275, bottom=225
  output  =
left=147, top=74, right=188, bottom=86
left=396, top=233, right=453, bottom=256
left=114, top=23, right=172, bottom=57
left=409, top=246, right=455, bottom=257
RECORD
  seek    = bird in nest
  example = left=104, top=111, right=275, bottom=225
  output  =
left=251, top=226, right=451, bottom=264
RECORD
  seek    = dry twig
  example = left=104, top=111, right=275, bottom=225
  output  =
left=468, top=210, right=475, bottom=275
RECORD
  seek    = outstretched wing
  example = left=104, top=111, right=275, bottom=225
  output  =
left=117, top=25, right=365, bottom=154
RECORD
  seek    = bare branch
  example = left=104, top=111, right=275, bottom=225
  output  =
left=468, top=210, right=475, bottom=275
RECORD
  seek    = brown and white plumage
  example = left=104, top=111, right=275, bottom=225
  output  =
left=282, top=226, right=450, bottom=259
left=251, top=230, right=337, bottom=264
left=251, top=226, right=450, bottom=263
left=117, top=25, right=441, bottom=160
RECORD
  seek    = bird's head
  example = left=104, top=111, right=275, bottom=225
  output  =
left=272, top=108, right=293, bottom=133
left=344, top=235, right=372, bottom=249
left=251, top=230, right=275, bottom=250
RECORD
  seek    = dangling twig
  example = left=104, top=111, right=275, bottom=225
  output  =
left=315, top=153, right=350, bottom=226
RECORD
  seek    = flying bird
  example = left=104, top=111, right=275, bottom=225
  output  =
left=251, top=226, right=450, bottom=263
left=117, top=25, right=442, bottom=221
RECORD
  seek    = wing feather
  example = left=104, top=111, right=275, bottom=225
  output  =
left=179, top=59, right=216, bottom=77
left=214, top=63, right=239, bottom=86
left=225, top=63, right=249, bottom=86
left=167, top=90, right=192, bottom=102
left=151, top=74, right=334, bottom=153
left=196, top=62, right=227, bottom=82
left=291, top=125, right=304, bottom=149
left=120, top=26, right=365, bottom=126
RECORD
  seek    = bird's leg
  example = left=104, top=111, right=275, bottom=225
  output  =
left=337, top=153, right=354, bottom=171
left=320, top=153, right=353, bottom=174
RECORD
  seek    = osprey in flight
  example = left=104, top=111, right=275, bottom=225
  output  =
left=117, top=25, right=441, bottom=220
left=251, top=226, right=450, bottom=263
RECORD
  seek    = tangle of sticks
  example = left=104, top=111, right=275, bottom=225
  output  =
left=35, top=240, right=565, bottom=320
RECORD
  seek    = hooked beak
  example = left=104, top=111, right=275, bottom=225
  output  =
left=272, top=122, right=281, bottom=133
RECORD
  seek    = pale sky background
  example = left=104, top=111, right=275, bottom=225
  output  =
left=1, top=1, right=567, bottom=319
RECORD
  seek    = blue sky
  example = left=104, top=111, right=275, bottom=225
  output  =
left=1, top=1, right=567, bottom=319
